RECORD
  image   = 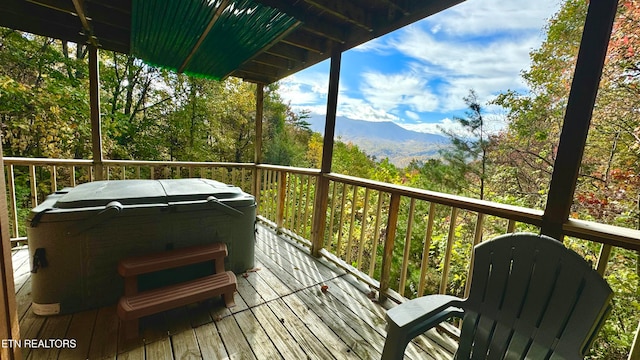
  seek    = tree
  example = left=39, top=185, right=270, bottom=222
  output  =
left=492, top=1, right=640, bottom=357
left=439, top=89, right=490, bottom=200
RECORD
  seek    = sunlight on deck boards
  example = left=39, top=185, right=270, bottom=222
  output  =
left=12, top=224, right=457, bottom=360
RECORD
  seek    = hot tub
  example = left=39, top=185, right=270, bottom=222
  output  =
left=26, top=178, right=256, bottom=315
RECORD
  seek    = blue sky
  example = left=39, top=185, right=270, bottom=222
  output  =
left=278, top=0, right=563, bottom=135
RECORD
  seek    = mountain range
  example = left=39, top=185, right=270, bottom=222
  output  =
left=306, top=115, right=449, bottom=168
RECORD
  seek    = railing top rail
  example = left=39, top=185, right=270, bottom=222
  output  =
left=2, top=157, right=254, bottom=169
left=102, top=159, right=254, bottom=168
left=326, top=173, right=544, bottom=226
left=564, top=219, right=640, bottom=251
left=3, top=157, right=93, bottom=166
left=256, top=164, right=321, bottom=176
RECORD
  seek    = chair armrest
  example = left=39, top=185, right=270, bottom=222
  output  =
left=386, top=294, right=465, bottom=340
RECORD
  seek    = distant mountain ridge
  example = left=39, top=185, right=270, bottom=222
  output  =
left=307, top=115, right=447, bottom=143
left=307, top=115, right=449, bottom=167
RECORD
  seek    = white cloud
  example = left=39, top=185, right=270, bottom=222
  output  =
left=405, top=110, right=420, bottom=121
left=400, top=118, right=466, bottom=136
left=279, top=72, right=330, bottom=106
left=426, top=0, right=561, bottom=37
left=360, top=71, right=440, bottom=112
left=279, top=0, right=562, bottom=131
left=390, top=26, right=539, bottom=112
left=337, top=97, right=400, bottom=122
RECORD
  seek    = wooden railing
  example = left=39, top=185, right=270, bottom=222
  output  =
left=5, top=157, right=640, bottom=358
left=3, top=157, right=253, bottom=242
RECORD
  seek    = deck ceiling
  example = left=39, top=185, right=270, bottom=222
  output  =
left=0, top=0, right=464, bottom=84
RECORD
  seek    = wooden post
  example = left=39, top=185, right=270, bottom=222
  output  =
left=89, top=46, right=104, bottom=181
left=311, top=48, right=341, bottom=257
left=0, top=146, right=21, bottom=360
left=253, top=84, right=264, bottom=206
left=379, top=193, right=401, bottom=302
left=541, top=0, right=618, bottom=240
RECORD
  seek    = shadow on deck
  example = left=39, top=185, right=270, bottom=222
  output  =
left=12, top=224, right=457, bottom=359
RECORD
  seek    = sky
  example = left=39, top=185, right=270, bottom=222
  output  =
left=278, top=0, right=563, bottom=136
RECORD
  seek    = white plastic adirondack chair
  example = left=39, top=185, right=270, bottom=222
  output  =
left=382, top=233, right=613, bottom=360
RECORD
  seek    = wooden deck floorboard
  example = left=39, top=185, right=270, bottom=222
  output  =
left=12, top=224, right=456, bottom=359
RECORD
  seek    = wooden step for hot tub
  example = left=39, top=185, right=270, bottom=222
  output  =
left=116, top=243, right=236, bottom=338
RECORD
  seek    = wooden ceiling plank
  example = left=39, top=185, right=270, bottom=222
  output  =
left=380, top=0, right=410, bottom=16
left=85, top=2, right=130, bottom=31
left=230, top=70, right=273, bottom=85
left=0, top=10, right=84, bottom=44
left=264, top=42, right=308, bottom=63
left=26, top=0, right=73, bottom=13
left=178, top=0, right=231, bottom=73
left=251, top=53, right=294, bottom=70
left=253, top=0, right=346, bottom=43
left=303, top=0, right=373, bottom=32
left=235, top=63, right=281, bottom=79
left=281, top=30, right=328, bottom=54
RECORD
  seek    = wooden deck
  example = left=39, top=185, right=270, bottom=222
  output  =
left=11, top=224, right=457, bottom=360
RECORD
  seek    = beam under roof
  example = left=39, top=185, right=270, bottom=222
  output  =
left=0, top=0, right=464, bottom=83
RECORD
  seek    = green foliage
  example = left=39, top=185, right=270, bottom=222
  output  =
left=439, top=89, right=490, bottom=200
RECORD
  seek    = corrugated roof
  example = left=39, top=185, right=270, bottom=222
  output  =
left=0, top=0, right=465, bottom=83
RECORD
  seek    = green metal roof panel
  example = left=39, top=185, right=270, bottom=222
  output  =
left=131, top=0, right=297, bottom=80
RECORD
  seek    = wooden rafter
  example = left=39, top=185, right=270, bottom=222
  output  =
left=1, top=0, right=464, bottom=84
left=222, top=20, right=302, bottom=80
left=71, top=0, right=98, bottom=47
left=304, top=0, right=373, bottom=32
left=178, top=0, right=231, bottom=73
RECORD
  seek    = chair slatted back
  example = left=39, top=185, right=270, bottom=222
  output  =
left=456, top=233, right=612, bottom=360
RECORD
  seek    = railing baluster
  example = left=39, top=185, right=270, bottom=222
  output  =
left=265, top=170, right=271, bottom=220
left=277, top=171, right=286, bottom=230
left=380, top=192, right=401, bottom=302
left=596, top=243, right=612, bottom=275
left=439, top=207, right=459, bottom=295
left=264, top=170, right=271, bottom=221
left=302, top=175, right=312, bottom=238
left=630, top=321, right=640, bottom=360
left=29, top=165, right=38, bottom=207
left=71, top=166, right=77, bottom=186
left=7, top=165, right=19, bottom=238
left=254, top=167, right=261, bottom=215
left=272, top=170, right=277, bottom=220
left=399, top=198, right=416, bottom=297
left=121, top=166, right=126, bottom=180
left=287, top=173, right=296, bottom=231
left=418, top=202, right=436, bottom=297
left=464, top=213, right=485, bottom=299
left=50, top=165, right=57, bottom=192
left=241, top=168, right=246, bottom=192
left=346, top=185, right=358, bottom=262
left=327, top=181, right=338, bottom=251
left=369, top=191, right=384, bottom=278
left=296, top=175, right=305, bottom=235
left=357, top=188, right=371, bottom=269
left=336, top=184, right=348, bottom=257
left=507, top=219, right=516, bottom=233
